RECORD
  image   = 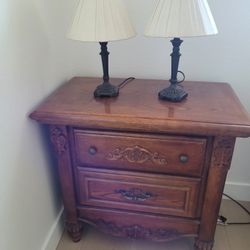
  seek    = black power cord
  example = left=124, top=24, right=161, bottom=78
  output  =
left=117, top=77, right=135, bottom=90
left=218, top=193, right=250, bottom=225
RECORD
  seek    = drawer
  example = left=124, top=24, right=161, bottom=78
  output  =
left=78, top=206, right=199, bottom=241
left=74, top=130, right=207, bottom=177
left=76, top=168, right=201, bottom=218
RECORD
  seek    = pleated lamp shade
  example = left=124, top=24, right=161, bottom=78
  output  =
left=145, top=0, right=218, bottom=38
left=68, top=0, right=136, bottom=42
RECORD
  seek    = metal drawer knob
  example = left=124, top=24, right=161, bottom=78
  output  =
left=179, top=154, right=189, bottom=163
left=89, top=146, right=97, bottom=155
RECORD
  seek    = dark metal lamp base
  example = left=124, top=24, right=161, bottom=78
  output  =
left=94, top=82, right=119, bottom=98
left=158, top=84, right=188, bottom=102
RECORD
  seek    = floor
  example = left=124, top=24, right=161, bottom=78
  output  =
left=56, top=200, right=250, bottom=250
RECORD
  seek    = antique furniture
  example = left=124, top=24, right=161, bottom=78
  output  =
left=145, top=0, right=218, bottom=102
left=30, top=77, right=250, bottom=250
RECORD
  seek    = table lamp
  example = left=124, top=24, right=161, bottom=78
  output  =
left=68, top=0, right=136, bottom=98
left=145, top=0, right=218, bottom=102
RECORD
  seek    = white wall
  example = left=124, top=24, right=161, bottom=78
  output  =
left=0, top=0, right=70, bottom=250
left=0, top=0, right=249, bottom=250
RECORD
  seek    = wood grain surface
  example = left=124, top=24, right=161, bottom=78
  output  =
left=30, top=77, right=250, bottom=137
left=30, top=77, right=250, bottom=250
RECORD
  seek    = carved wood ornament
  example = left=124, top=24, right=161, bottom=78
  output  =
left=50, top=126, right=68, bottom=156
left=115, top=188, right=156, bottom=202
left=211, top=137, right=236, bottom=169
left=65, top=221, right=83, bottom=234
left=65, top=221, right=84, bottom=242
left=93, top=219, right=180, bottom=241
left=195, top=239, right=214, bottom=250
left=106, top=145, right=168, bottom=165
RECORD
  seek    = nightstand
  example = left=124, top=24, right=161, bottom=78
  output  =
left=30, top=77, right=250, bottom=250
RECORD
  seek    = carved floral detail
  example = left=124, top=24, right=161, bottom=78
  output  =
left=50, top=126, right=68, bottom=155
left=94, top=219, right=180, bottom=241
left=65, top=221, right=83, bottom=234
left=212, top=137, right=235, bottom=169
left=106, top=145, right=167, bottom=165
left=195, top=239, right=214, bottom=250
left=65, top=221, right=84, bottom=242
left=115, top=188, right=156, bottom=201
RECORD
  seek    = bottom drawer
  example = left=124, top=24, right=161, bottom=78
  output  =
left=78, top=206, right=199, bottom=241
left=76, top=168, right=201, bottom=218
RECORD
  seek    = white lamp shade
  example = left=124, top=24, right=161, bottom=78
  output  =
left=68, top=0, right=136, bottom=42
left=145, top=0, right=218, bottom=38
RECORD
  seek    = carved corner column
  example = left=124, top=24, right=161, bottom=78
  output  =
left=49, top=125, right=83, bottom=242
left=195, top=137, right=236, bottom=250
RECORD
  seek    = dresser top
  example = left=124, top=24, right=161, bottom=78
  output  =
left=30, top=77, right=250, bottom=137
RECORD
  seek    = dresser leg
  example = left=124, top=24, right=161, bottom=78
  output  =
left=66, top=221, right=84, bottom=242
left=194, top=239, right=213, bottom=250
left=196, top=137, right=235, bottom=250
left=49, top=125, right=82, bottom=242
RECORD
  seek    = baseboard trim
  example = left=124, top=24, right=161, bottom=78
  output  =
left=41, top=207, right=64, bottom=250
left=224, top=181, right=250, bottom=201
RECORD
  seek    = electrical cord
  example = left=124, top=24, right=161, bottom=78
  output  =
left=218, top=193, right=250, bottom=225
left=114, top=78, right=250, bottom=226
left=223, top=193, right=250, bottom=216
left=116, top=78, right=249, bottom=226
left=103, top=78, right=250, bottom=226
left=177, top=71, right=186, bottom=84
left=117, top=77, right=135, bottom=90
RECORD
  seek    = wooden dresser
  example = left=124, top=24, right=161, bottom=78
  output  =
left=30, top=77, right=250, bottom=250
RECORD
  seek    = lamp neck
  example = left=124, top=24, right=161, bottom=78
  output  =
left=99, top=42, right=110, bottom=84
left=170, top=38, right=183, bottom=85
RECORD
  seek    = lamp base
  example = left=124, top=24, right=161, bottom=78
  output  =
left=94, top=82, right=119, bottom=98
left=158, top=84, right=188, bottom=102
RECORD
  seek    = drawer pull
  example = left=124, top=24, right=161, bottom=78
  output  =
left=88, top=146, right=97, bottom=155
left=115, top=188, right=155, bottom=201
left=179, top=155, right=189, bottom=163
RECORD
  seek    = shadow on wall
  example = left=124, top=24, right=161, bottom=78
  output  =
left=0, top=0, right=63, bottom=250
left=40, top=125, right=63, bottom=211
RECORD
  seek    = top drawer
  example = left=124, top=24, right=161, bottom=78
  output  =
left=73, top=130, right=207, bottom=177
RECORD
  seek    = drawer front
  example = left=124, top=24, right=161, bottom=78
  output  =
left=74, top=130, right=207, bottom=177
left=77, top=168, right=201, bottom=218
left=78, top=206, right=199, bottom=241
